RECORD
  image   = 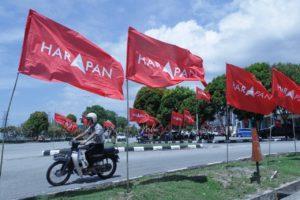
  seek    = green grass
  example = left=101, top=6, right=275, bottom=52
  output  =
left=37, top=153, right=300, bottom=200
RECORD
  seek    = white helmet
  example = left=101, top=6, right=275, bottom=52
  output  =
left=86, top=112, right=97, bottom=123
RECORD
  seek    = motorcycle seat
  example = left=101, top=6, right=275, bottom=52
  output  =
left=91, top=147, right=117, bottom=158
left=103, top=147, right=116, bottom=153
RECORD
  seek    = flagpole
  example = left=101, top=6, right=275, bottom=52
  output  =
left=125, top=79, right=130, bottom=193
left=0, top=72, right=20, bottom=177
left=196, top=102, right=199, bottom=137
left=226, top=105, right=229, bottom=164
left=291, top=113, right=297, bottom=154
left=268, top=114, right=273, bottom=157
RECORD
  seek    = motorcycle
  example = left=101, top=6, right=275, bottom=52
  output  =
left=46, top=141, right=119, bottom=186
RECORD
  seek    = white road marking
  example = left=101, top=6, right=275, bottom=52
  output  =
left=153, top=146, right=163, bottom=151
left=49, top=150, right=60, bottom=156
left=170, top=145, right=180, bottom=150
left=134, top=147, right=145, bottom=151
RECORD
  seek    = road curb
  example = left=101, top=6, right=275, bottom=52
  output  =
left=42, top=144, right=204, bottom=156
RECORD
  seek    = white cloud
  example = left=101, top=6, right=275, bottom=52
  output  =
left=47, top=0, right=300, bottom=120
left=145, top=0, right=300, bottom=77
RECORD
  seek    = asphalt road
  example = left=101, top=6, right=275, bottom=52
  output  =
left=0, top=141, right=299, bottom=200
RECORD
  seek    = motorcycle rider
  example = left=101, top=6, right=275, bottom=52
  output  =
left=73, top=112, right=105, bottom=170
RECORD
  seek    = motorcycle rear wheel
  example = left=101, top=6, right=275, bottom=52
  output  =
left=97, top=157, right=117, bottom=179
left=46, top=161, right=71, bottom=186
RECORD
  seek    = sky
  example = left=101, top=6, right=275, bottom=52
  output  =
left=1, top=0, right=300, bottom=125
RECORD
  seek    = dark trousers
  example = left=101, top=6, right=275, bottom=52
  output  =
left=85, top=143, right=104, bottom=166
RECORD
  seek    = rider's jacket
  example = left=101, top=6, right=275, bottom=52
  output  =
left=84, top=123, right=105, bottom=144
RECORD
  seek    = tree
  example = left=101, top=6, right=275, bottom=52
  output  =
left=82, top=105, right=126, bottom=130
left=83, top=105, right=107, bottom=125
left=205, top=75, right=226, bottom=127
left=66, top=114, right=77, bottom=123
left=47, top=123, right=68, bottom=138
left=157, top=86, right=194, bottom=126
left=134, top=87, right=165, bottom=116
left=0, top=126, right=22, bottom=139
left=22, top=111, right=49, bottom=138
left=247, top=63, right=272, bottom=90
left=128, top=124, right=138, bottom=136
left=133, top=86, right=217, bottom=127
left=105, top=110, right=117, bottom=125
left=274, top=63, right=300, bottom=84
left=116, top=116, right=127, bottom=129
left=179, top=95, right=215, bottom=128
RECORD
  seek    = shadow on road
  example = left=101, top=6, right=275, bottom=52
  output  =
left=138, top=175, right=207, bottom=185
left=64, top=175, right=121, bottom=185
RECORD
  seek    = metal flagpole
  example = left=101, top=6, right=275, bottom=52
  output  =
left=268, top=114, right=273, bottom=157
left=196, top=105, right=199, bottom=132
left=125, top=79, right=130, bottom=192
left=196, top=101, right=200, bottom=143
left=226, top=105, right=229, bottom=164
left=292, top=114, right=297, bottom=154
left=0, top=72, right=20, bottom=177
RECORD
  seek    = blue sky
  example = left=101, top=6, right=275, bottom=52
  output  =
left=1, top=0, right=300, bottom=125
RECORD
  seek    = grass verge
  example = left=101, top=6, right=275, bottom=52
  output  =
left=36, top=153, right=300, bottom=200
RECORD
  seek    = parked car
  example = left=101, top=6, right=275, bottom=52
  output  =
left=237, top=128, right=252, bottom=137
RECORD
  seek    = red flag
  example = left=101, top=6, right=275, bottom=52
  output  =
left=272, top=68, right=300, bottom=114
left=103, top=120, right=115, bottom=129
left=54, top=113, right=78, bottom=133
left=196, top=87, right=211, bottom=101
left=226, top=64, right=275, bottom=115
left=129, top=108, right=150, bottom=124
left=183, top=109, right=195, bottom=125
left=19, top=9, right=124, bottom=100
left=146, top=116, right=159, bottom=127
left=126, top=27, right=206, bottom=88
left=171, top=111, right=183, bottom=126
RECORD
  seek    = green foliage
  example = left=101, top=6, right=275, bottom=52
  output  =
left=134, top=86, right=216, bottom=127
left=22, top=111, right=49, bottom=138
left=180, top=96, right=215, bottom=127
left=66, top=114, right=77, bottom=123
left=246, top=62, right=271, bottom=90
left=0, top=126, right=22, bottom=138
left=206, top=75, right=226, bottom=116
left=116, top=116, right=127, bottom=129
left=82, top=105, right=126, bottom=131
left=157, top=86, right=194, bottom=126
left=134, top=87, right=165, bottom=116
left=47, top=123, right=68, bottom=138
left=274, top=63, right=300, bottom=84
left=83, top=105, right=108, bottom=125
left=105, top=110, right=117, bottom=125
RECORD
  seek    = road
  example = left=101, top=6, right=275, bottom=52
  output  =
left=0, top=141, right=299, bottom=200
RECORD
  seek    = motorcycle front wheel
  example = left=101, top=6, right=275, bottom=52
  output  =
left=46, top=161, right=71, bottom=186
